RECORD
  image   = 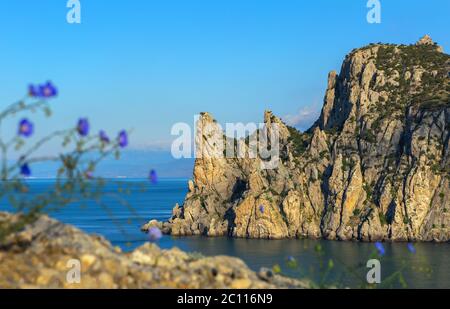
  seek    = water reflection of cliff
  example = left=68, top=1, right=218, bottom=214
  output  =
left=172, top=236, right=450, bottom=288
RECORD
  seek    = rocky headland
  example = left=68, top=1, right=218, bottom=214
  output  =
left=145, top=36, right=450, bottom=242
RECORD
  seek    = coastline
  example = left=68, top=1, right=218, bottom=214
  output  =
left=1, top=179, right=448, bottom=288
left=0, top=212, right=308, bottom=289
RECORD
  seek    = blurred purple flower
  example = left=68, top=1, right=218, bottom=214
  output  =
left=407, top=243, right=416, bottom=254
left=28, top=81, right=57, bottom=98
left=77, top=118, right=89, bottom=136
left=149, top=169, right=158, bottom=184
left=375, top=242, right=385, bottom=256
left=259, top=205, right=265, bottom=214
left=117, top=130, right=128, bottom=148
left=18, top=118, right=34, bottom=137
left=28, top=85, right=39, bottom=97
left=84, top=171, right=94, bottom=179
left=99, top=130, right=110, bottom=143
left=39, top=81, right=58, bottom=98
left=148, top=227, right=162, bottom=242
left=20, top=163, right=31, bottom=177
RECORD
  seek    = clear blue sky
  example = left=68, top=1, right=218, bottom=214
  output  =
left=1, top=0, right=449, bottom=150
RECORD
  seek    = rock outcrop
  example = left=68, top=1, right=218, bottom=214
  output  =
left=145, top=36, right=449, bottom=242
left=0, top=212, right=308, bottom=288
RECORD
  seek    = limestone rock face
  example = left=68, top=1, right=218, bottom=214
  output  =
left=148, top=37, right=450, bottom=242
left=416, top=34, right=444, bottom=53
left=0, top=213, right=307, bottom=288
left=417, top=35, right=435, bottom=46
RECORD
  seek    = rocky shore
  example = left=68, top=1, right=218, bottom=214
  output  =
left=145, top=36, right=449, bottom=242
left=0, top=212, right=308, bottom=288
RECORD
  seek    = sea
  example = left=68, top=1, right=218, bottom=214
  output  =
left=1, top=178, right=448, bottom=288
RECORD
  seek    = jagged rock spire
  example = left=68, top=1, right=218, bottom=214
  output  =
left=149, top=37, right=450, bottom=242
left=416, top=34, right=443, bottom=52
left=416, top=34, right=434, bottom=45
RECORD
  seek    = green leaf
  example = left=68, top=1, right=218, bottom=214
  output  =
left=44, top=106, right=52, bottom=117
left=14, top=139, right=24, bottom=151
left=328, top=259, right=334, bottom=269
left=272, top=264, right=282, bottom=274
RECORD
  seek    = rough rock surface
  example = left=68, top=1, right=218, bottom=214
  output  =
left=146, top=36, right=450, bottom=242
left=0, top=212, right=308, bottom=288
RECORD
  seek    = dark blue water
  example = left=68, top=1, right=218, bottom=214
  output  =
left=1, top=179, right=448, bottom=288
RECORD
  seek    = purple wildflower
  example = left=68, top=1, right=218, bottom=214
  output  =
left=148, top=227, right=162, bottom=242
left=149, top=169, right=158, bottom=184
left=117, top=130, right=128, bottom=148
left=28, top=81, right=58, bottom=98
left=39, top=81, right=58, bottom=98
left=259, top=205, right=265, bottom=214
left=407, top=243, right=416, bottom=254
left=28, top=84, right=39, bottom=97
left=99, top=130, right=110, bottom=143
left=84, top=171, right=94, bottom=179
left=77, top=118, right=90, bottom=136
left=20, top=163, right=31, bottom=177
left=18, top=118, right=34, bottom=137
left=375, top=242, right=385, bottom=256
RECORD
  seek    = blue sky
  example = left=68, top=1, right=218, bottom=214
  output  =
left=0, top=0, right=449, bottom=176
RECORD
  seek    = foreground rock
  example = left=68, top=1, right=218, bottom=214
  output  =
left=0, top=213, right=308, bottom=288
left=146, top=36, right=449, bottom=242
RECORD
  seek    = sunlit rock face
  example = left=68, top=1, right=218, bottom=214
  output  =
left=148, top=36, right=449, bottom=242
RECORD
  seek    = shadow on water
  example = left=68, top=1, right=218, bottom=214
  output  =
left=1, top=179, right=448, bottom=288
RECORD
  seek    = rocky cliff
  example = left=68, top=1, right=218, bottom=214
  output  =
left=0, top=212, right=307, bottom=288
left=146, top=36, right=449, bottom=242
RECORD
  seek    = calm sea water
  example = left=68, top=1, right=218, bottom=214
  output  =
left=1, top=179, right=449, bottom=288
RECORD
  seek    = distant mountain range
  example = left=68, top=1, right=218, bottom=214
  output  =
left=28, top=150, right=194, bottom=179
